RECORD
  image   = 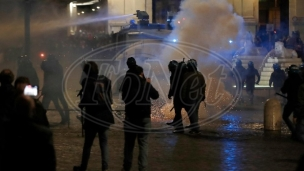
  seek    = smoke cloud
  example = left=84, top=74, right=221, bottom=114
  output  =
left=159, top=0, right=245, bottom=122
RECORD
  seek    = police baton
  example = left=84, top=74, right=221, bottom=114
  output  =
left=276, top=93, right=287, bottom=99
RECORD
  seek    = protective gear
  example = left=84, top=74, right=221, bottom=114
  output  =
left=187, top=59, right=197, bottom=71
left=248, top=61, right=254, bottom=68
left=235, top=59, right=242, bottom=67
left=126, top=57, right=136, bottom=68
left=287, top=64, right=299, bottom=75
left=299, top=63, right=304, bottom=71
left=168, top=60, right=178, bottom=72
left=273, top=63, right=281, bottom=71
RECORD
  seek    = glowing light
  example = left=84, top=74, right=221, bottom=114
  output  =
left=177, top=21, right=181, bottom=24
left=40, top=53, right=45, bottom=58
left=173, top=39, right=177, bottom=42
left=77, top=13, right=80, bottom=15
left=92, top=9, right=95, bottom=11
left=97, top=6, right=100, bottom=9
left=81, top=11, right=84, bottom=14
left=229, top=40, right=233, bottom=44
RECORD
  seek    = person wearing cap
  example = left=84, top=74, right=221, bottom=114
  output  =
left=281, top=65, right=303, bottom=139
left=269, top=63, right=286, bottom=94
left=244, top=61, right=260, bottom=104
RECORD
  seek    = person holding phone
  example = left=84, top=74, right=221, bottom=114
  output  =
left=14, top=76, right=49, bottom=128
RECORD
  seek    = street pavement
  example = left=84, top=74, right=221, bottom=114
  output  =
left=48, top=101, right=304, bottom=171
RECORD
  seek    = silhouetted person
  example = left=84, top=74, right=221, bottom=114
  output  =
left=269, top=63, right=286, bottom=93
left=166, top=60, right=188, bottom=133
left=244, top=61, right=260, bottom=104
left=281, top=65, right=303, bottom=138
left=2, top=94, right=56, bottom=171
left=0, top=69, right=16, bottom=122
left=14, top=76, right=49, bottom=127
left=120, top=57, right=141, bottom=102
left=0, top=69, right=16, bottom=169
left=74, top=61, right=114, bottom=171
left=181, top=59, right=206, bottom=134
left=17, top=55, right=39, bottom=86
left=122, top=66, right=159, bottom=171
left=231, top=59, right=246, bottom=103
left=41, top=54, right=69, bottom=124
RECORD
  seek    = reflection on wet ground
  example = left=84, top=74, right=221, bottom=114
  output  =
left=47, top=102, right=304, bottom=171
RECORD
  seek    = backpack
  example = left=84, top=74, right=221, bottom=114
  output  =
left=170, top=60, right=188, bottom=98
left=94, top=75, right=113, bottom=108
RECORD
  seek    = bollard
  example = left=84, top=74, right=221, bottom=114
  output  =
left=264, top=98, right=282, bottom=131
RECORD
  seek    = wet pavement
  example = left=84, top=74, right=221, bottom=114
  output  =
left=48, top=102, right=304, bottom=171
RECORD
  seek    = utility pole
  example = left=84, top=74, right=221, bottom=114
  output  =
left=24, top=0, right=31, bottom=56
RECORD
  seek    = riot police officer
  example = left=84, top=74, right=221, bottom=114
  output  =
left=41, top=54, right=69, bottom=124
left=167, top=60, right=186, bottom=133
left=281, top=65, right=303, bottom=138
left=181, top=59, right=206, bottom=134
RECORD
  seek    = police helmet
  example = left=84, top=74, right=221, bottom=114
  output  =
left=273, top=63, right=281, bottom=70
left=235, top=59, right=242, bottom=66
left=287, top=64, right=299, bottom=75
left=126, top=57, right=136, bottom=68
left=248, top=61, right=254, bottom=68
left=187, top=59, right=197, bottom=70
left=299, top=63, right=304, bottom=71
left=168, top=60, right=178, bottom=72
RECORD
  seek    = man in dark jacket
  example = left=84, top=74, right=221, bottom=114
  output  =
left=269, top=63, right=286, bottom=93
left=181, top=59, right=206, bottom=134
left=281, top=65, right=303, bottom=138
left=74, top=61, right=114, bottom=171
left=244, top=61, right=260, bottom=104
left=231, top=59, right=246, bottom=103
left=41, top=54, right=69, bottom=124
left=122, top=66, right=159, bottom=171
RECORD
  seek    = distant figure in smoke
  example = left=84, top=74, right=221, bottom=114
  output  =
left=269, top=63, right=286, bottom=94
left=41, top=54, right=69, bottom=124
left=230, top=59, right=246, bottom=103
left=17, top=55, right=39, bottom=86
left=281, top=65, right=302, bottom=139
left=167, top=60, right=188, bottom=133
left=244, top=61, right=260, bottom=104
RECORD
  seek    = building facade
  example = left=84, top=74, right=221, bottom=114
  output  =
left=68, top=0, right=304, bottom=39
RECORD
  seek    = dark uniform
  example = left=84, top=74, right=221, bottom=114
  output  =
left=269, top=63, right=286, bottom=93
left=41, top=55, right=69, bottom=124
left=244, top=61, right=260, bottom=104
left=181, top=59, right=206, bottom=134
left=281, top=65, right=302, bottom=137
left=167, top=60, right=187, bottom=133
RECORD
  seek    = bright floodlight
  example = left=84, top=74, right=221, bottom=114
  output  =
left=173, top=39, right=177, bottom=42
left=97, top=6, right=100, bottom=9
left=81, top=11, right=84, bottom=14
left=92, top=9, right=95, bottom=11
left=229, top=40, right=233, bottom=44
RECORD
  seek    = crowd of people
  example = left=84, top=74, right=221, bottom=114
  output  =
left=0, top=54, right=207, bottom=171
left=230, top=58, right=304, bottom=143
